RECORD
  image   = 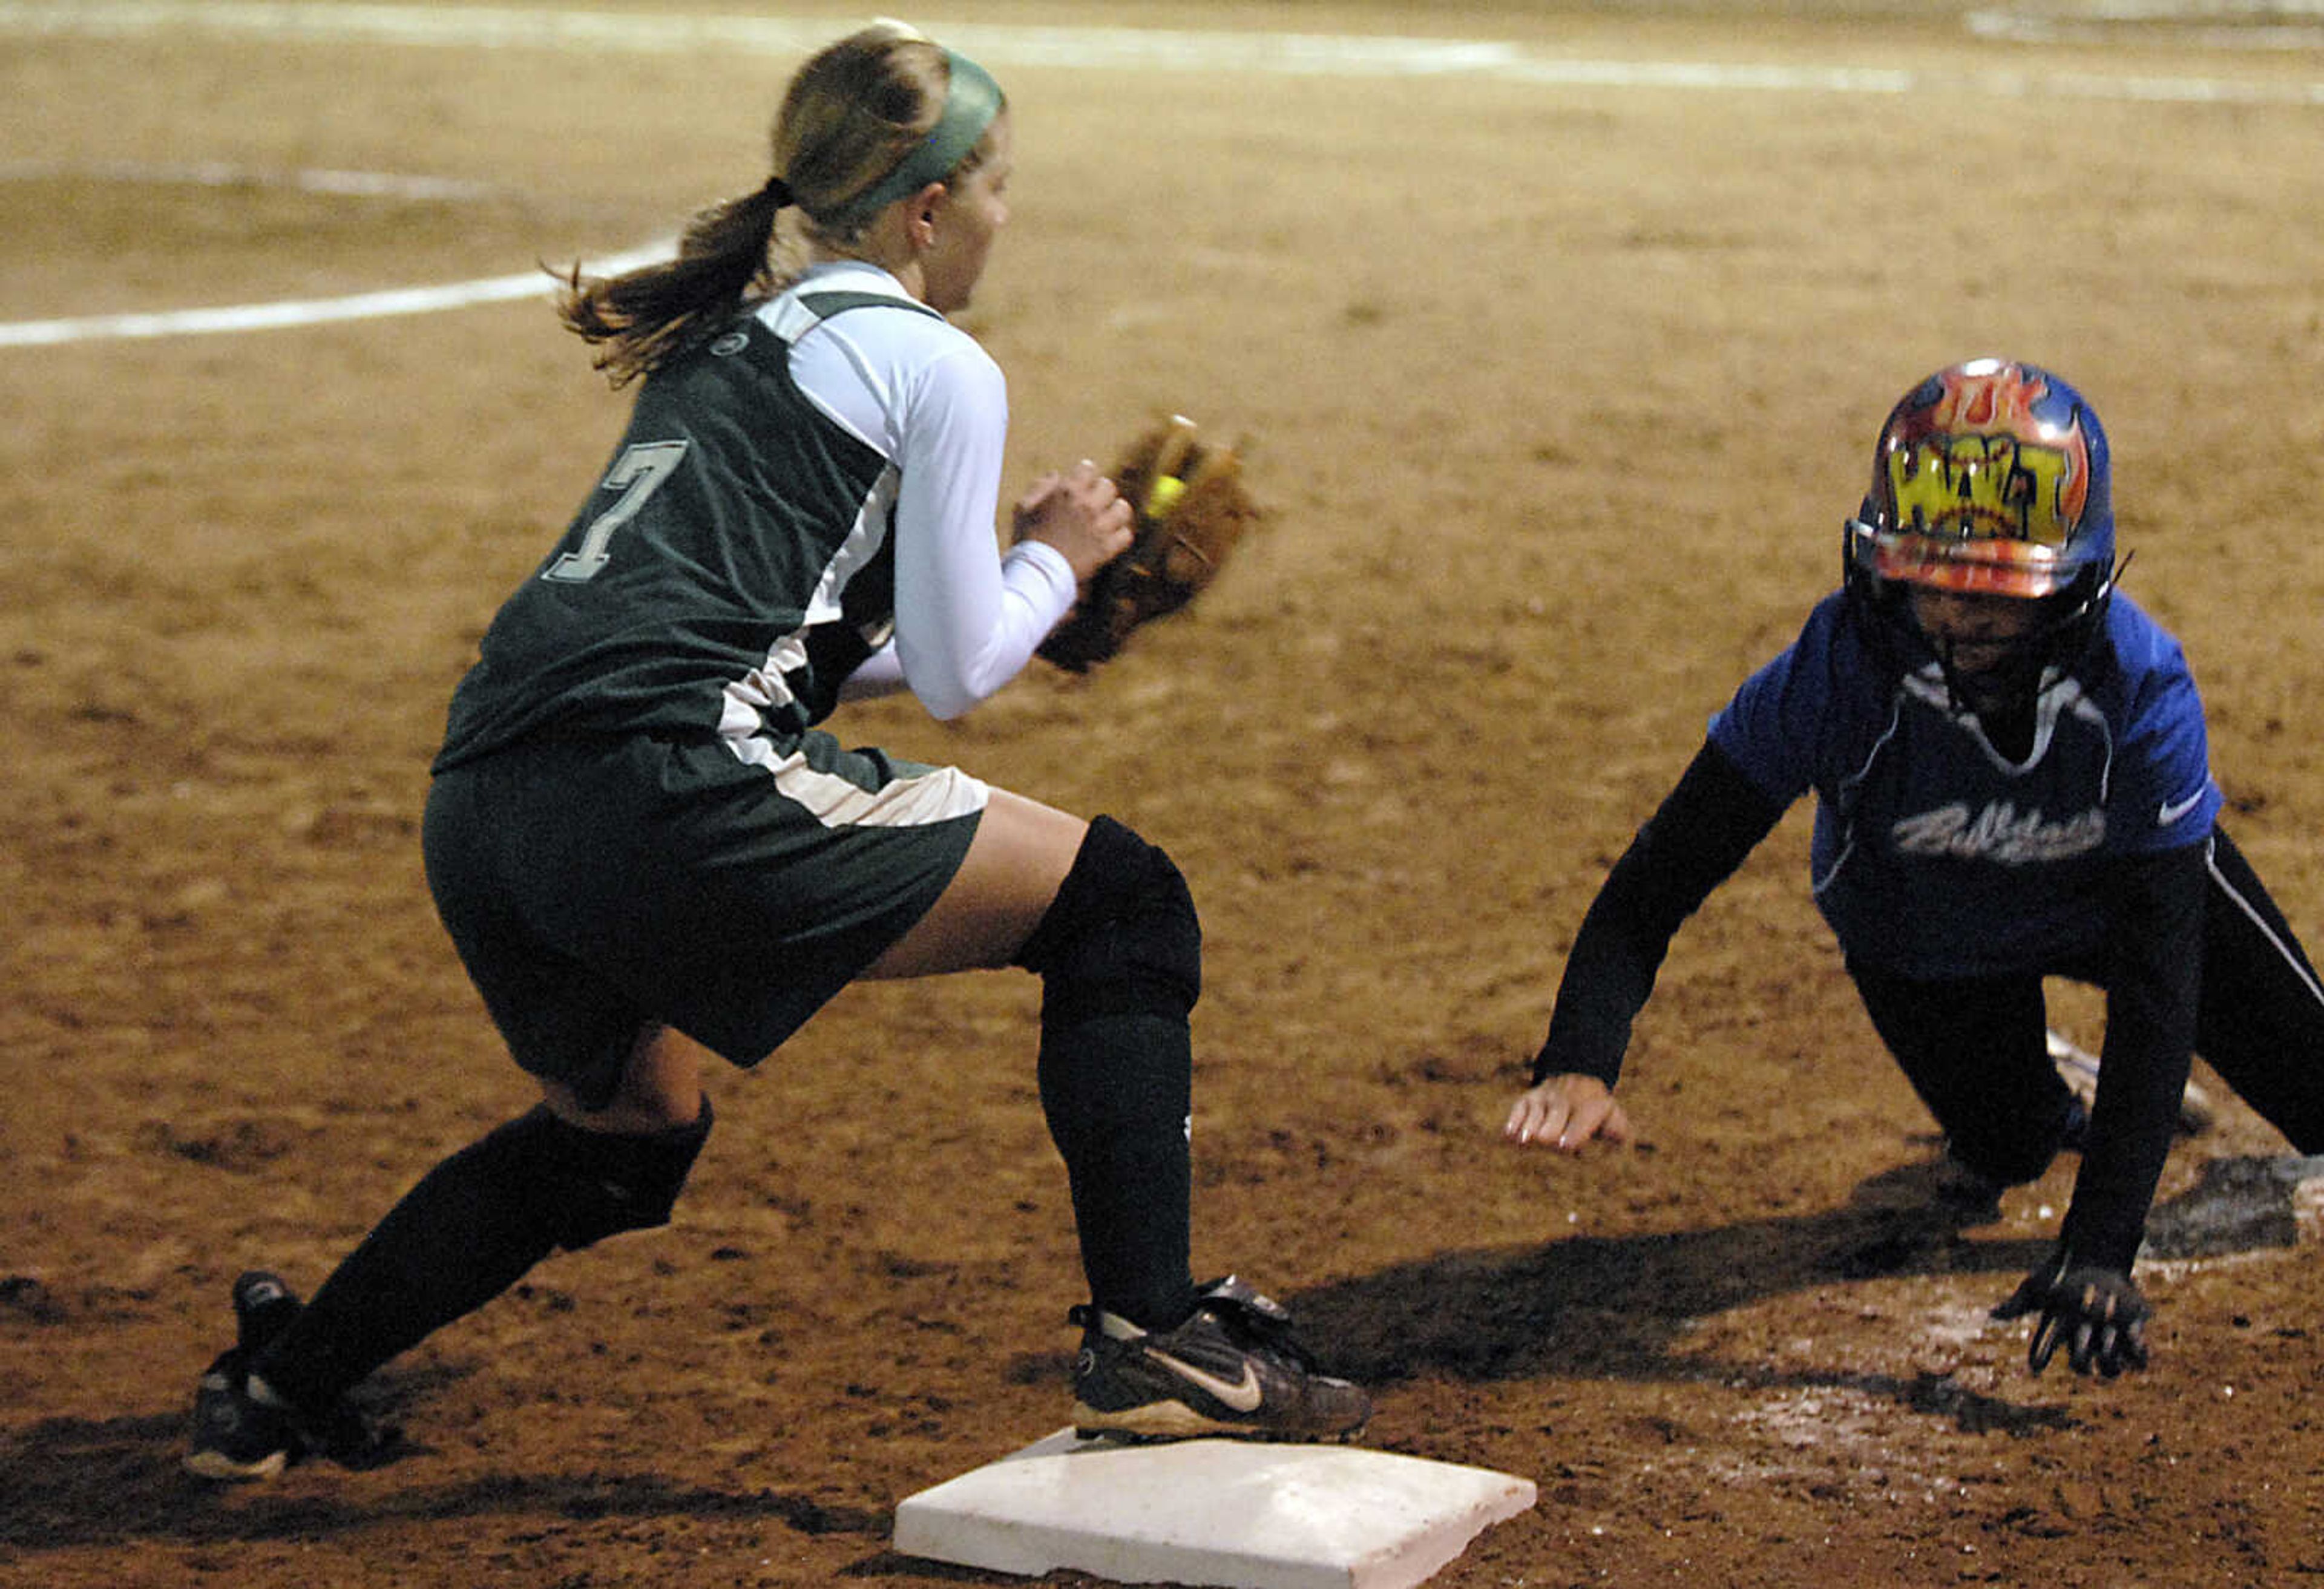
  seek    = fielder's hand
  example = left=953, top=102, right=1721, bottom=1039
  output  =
left=1503, top=1073, right=1633, bottom=1154
left=1013, top=460, right=1134, bottom=584
left=1992, top=1252, right=2150, bottom=1378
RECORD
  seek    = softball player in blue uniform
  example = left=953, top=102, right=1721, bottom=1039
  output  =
left=185, top=22, right=1366, bottom=1479
left=1505, top=358, right=2324, bottom=1379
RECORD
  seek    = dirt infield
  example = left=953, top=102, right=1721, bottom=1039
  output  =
left=5, top=3, right=2323, bottom=1585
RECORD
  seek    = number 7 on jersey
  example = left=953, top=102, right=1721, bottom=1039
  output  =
left=542, top=440, right=690, bottom=583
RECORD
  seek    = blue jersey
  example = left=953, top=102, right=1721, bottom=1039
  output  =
left=1708, top=591, right=2220, bottom=979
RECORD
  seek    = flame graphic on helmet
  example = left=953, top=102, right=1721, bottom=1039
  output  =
left=1868, top=361, right=2100, bottom=598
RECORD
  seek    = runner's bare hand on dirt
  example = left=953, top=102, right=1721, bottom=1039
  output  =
left=1503, top=1073, right=1633, bottom=1153
left=1013, top=460, right=1134, bottom=583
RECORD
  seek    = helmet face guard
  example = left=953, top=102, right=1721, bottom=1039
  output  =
left=1842, top=359, right=2119, bottom=707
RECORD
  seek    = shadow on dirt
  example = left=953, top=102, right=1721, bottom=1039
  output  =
left=1288, top=1156, right=2060, bottom=1415
left=27, top=1155, right=2285, bottom=1555
left=0, top=1409, right=884, bottom=1555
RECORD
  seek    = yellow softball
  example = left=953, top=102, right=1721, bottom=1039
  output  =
left=1144, top=474, right=1187, bottom=519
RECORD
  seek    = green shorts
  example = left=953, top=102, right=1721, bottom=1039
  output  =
left=423, top=729, right=986, bottom=1109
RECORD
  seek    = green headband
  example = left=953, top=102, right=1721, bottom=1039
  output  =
left=833, top=48, right=1003, bottom=228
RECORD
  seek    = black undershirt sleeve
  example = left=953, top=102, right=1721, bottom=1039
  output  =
left=2060, top=839, right=2208, bottom=1273
left=1531, top=739, right=1788, bottom=1088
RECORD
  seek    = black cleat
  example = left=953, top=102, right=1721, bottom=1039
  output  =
left=185, top=1348, right=301, bottom=1481
left=184, top=1271, right=396, bottom=1481
left=232, top=1271, right=302, bottom=1354
left=1069, top=1275, right=1371, bottom=1444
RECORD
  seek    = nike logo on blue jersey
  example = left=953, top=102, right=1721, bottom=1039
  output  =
left=2158, top=785, right=2208, bottom=825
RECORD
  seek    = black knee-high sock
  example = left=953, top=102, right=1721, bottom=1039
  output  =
left=1015, top=817, right=1204, bottom=1334
left=251, top=1104, right=709, bottom=1414
left=1037, top=1010, right=1195, bottom=1331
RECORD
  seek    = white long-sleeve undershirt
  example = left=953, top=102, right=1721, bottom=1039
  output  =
left=772, top=263, right=1075, bottom=719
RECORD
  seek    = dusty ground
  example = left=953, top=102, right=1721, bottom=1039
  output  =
left=5, top=2, right=2324, bottom=1585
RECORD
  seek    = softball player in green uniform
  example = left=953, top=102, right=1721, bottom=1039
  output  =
left=185, top=21, right=1367, bottom=1479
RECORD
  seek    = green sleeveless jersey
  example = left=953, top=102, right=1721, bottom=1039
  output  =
left=435, top=290, right=944, bottom=773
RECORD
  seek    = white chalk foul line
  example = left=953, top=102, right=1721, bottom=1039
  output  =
left=0, top=158, right=503, bottom=200
left=4, top=1, right=2320, bottom=96
left=2, top=4, right=1517, bottom=71
left=0, top=160, right=566, bottom=346
left=1966, top=0, right=2324, bottom=49
left=0, top=241, right=671, bottom=348
left=5, top=2, right=2320, bottom=347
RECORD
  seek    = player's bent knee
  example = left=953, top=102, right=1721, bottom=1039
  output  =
left=501, top=1096, right=715, bottom=1251
left=1012, top=814, right=1201, bottom=1023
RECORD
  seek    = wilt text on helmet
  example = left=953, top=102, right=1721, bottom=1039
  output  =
left=1888, top=365, right=2089, bottom=548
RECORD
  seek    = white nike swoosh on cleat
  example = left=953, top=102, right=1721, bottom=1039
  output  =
left=2158, top=786, right=2208, bottom=825
left=1143, top=1348, right=1264, bottom=1412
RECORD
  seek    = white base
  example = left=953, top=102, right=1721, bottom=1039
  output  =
left=892, top=1429, right=1536, bottom=1589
